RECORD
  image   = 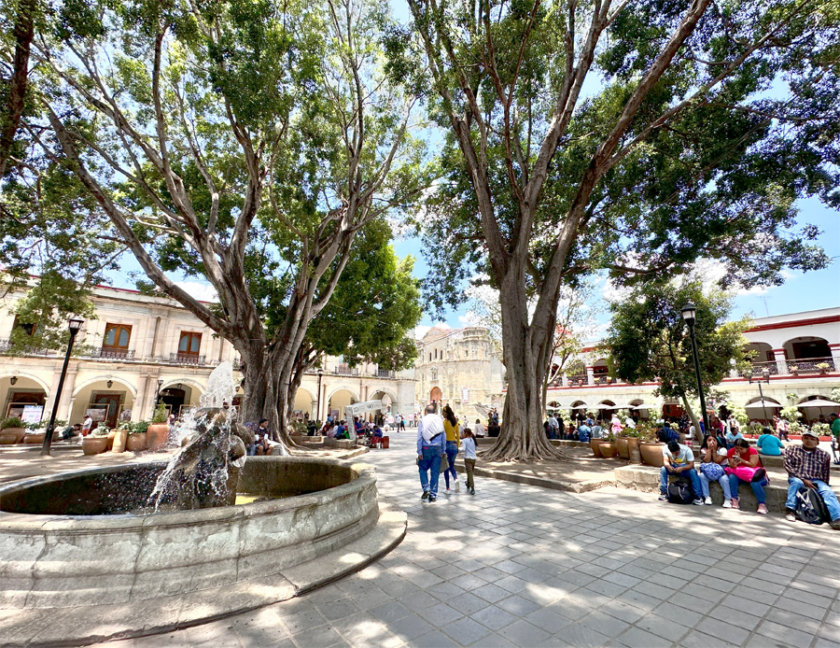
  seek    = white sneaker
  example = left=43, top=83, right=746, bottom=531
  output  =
left=692, top=499, right=704, bottom=506
left=454, top=481, right=460, bottom=492
left=704, top=497, right=712, bottom=505
left=722, top=500, right=732, bottom=509
left=445, top=488, right=451, bottom=495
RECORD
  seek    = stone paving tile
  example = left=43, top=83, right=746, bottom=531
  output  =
left=754, top=619, right=816, bottom=646
left=497, top=618, right=551, bottom=645
left=441, top=616, right=493, bottom=645
left=469, top=605, right=519, bottom=632
left=614, top=626, right=673, bottom=648
left=694, top=617, right=751, bottom=645
left=576, top=610, right=631, bottom=639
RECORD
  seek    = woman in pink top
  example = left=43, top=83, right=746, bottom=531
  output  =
left=726, top=438, right=768, bottom=514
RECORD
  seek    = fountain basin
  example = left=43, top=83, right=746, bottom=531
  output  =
left=0, top=456, right=406, bottom=646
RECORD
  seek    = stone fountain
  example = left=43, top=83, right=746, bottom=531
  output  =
left=0, top=364, right=406, bottom=647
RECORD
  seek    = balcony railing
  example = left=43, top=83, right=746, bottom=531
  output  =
left=788, top=356, right=835, bottom=374
left=169, top=353, right=207, bottom=365
left=94, top=347, right=135, bottom=360
left=736, top=360, right=779, bottom=377
left=568, top=374, right=589, bottom=386
left=334, top=365, right=359, bottom=376
left=376, top=369, right=395, bottom=378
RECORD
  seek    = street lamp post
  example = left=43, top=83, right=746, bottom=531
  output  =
left=41, top=317, right=84, bottom=456
left=316, top=368, right=324, bottom=423
left=681, top=302, right=710, bottom=438
left=747, top=367, right=772, bottom=423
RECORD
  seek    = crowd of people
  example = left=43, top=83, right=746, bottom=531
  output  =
left=658, top=419, right=840, bottom=530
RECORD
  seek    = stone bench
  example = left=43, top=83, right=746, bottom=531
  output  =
left=614, top=464, right=840, bottom=514
left=323, top=438, right=355, bottom=449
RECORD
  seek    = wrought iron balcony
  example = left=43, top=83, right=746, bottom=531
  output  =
left=334, top=365, right=359, bottom=376
left=169, top=352, right=207, bottom=365
left=788, top=357, right=835, bottom=374
left=96, top=347, right=135, bottom=360
left=376, top=369, right=395, bottom=378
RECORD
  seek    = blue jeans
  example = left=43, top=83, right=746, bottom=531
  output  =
left=419, top=445, right=443, bottom=496
left=660, top=466, right=702, bottom=499
left=728, top=473, right=768, bottom=504
left=698, top=472, right=732, bottom=500
left=443, top=441, right=458, bottom=488
left=786, top=478, right=840, bottom=521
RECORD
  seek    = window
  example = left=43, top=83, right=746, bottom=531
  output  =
left=103, top=324, right=131, bottom=351
left=178, top=332, right=202, bottom=356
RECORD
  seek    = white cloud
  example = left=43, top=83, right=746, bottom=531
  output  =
left=175, top=281, right=218, bottom=302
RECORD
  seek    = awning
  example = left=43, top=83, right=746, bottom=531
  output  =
left=744, top=399, right=782, bottom=409
left=798, top=398, right=840, bottom=408
left=570, top=404, right=588, bottom=410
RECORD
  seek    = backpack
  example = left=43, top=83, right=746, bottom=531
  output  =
left=795, top=487, right=830, bottom=525
left=667, top=479, right=694, bottom=505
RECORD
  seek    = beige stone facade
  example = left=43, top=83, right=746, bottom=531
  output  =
left=414, top=326, right=505, bottom=421
left=1, top=284, right=415, bottom=427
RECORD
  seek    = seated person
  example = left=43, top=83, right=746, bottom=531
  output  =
left=334, top=421, right=349, bottom=439
left=659, top=440, right=704, bottom=505
left=657, top=422, right=680, bottom=445
left=59, top=423, right=82, bottom=440
left=784, top=429, right=840, bottom=528
left=726, top=438, right=768, bottom=514
left=756, top=426, right=784, bottom=456
left=254, top=419, right=271, bottom=455
left=725, top=426, right=745, bottom=449
left=590, top=420, right=602, bottom=439
left=697, top=434, right=732, bottom=507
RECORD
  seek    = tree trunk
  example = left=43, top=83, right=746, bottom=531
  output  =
left=0, top=0, right=35, bottom=178
left=484, top=271, right=561, bottom=462
left=678, top=392, right=702, bottom=443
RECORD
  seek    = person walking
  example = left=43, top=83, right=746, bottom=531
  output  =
left=416, top=404, right=445, bottom=503
left=461, top=427, right=477, bottom=495
left=441, top=405, right=460, bottom=493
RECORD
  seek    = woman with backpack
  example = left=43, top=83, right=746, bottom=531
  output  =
left=697, top=434, right=732, bottom=507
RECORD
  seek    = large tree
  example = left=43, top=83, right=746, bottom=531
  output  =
left=605, top=280, right=749, bottom=438
left=396, top=0, right=837, bottom=460
left=27, top=0, right=422, bottom=446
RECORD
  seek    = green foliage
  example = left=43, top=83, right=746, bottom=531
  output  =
left=606, top=280, right=749, bottom=409
left=304, top=219, right=422, bottom=371
left=812, top=423, right=830, bottom=436
left=151, top=404, right=169, bottom=424
left=0, top=416, right=24, bottom=430
left=127, top=421, right=149, bottom=435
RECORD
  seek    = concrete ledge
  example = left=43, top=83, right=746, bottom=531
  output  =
left=466, top=462, right=613, bottom=494
left=1, top=504, right=406, bottom=647
left=323, top=438, right=356, bottom=449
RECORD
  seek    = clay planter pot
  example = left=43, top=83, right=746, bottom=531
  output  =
left=125, top=433, right=147, bottom=452
left=627, top=437, right=642, bottom=464
left=146, top=423, right=170, bottom=450
left=82, top=436, right=109, bottom=455
left=616, top=436, right=630, bottom=459
left=111, top=428, right=128, bottom=453
left=23, top=433, right=45, bottom=444
left=598, top=442, right=618, bottom=458
left=640, top=442, right=665, bottom=467
left=590, top=438, right=603, bottom=457
left=106, top=431, right=116, bottom=451
left=0, top=427, right=26, bottom=444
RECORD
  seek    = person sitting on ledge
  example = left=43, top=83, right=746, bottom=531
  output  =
left=784, top=428, right=840, bottom=529
left=657, top=421, right=680, bottom=445
left=659, top=439, right=704, bottom=505
left=726, top=438, right=769, bottom=514
left=756, top=426, right=784, bottom=456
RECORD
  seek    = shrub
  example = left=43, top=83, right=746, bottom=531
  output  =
left=1, top=416, right=25, bottom=430
left=151, top=404, right=169, bottom=424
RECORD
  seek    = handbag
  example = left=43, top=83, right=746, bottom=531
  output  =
left=699, top=462, right=724, bottom=481
left=439, top=452, right=449, bottom=472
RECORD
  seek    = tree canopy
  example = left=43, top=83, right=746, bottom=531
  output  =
left=605, top=280, right=749, bottom=432
left=393, top=0, right=838, bottom=460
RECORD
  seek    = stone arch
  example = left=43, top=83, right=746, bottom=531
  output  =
left=70, top=377, right=137, bottom=429
left=783, top=335, right=831, bottom=361
left=72, top=376, right=137, bottom=399
left=292, top=387, right=316, bottom=418
left=1, top=371, right=51, bottom=394
left=326, top=388, right=357, bottom=420
left=429, top=386, right=442, bottom=403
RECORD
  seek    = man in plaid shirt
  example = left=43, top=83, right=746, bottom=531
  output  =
left=784, top=428, right=840, bottom=528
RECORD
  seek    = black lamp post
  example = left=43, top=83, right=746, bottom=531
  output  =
left=316, top=368, right=324, bottom=423
left=747, top=366, right=772, bottom=423
left=41, top=317, right=83, bottom=456
left=681, top=302, right=710, bottom=438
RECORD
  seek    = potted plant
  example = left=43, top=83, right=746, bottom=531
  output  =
left=125, top=421, right=149, bottom=452
left=638, top=423, right=665, bottom=467
left=598, top=433, right=618, bottom=458
left=815, top=362, right=830, bottom=375
left=621, top=427, right=645, bottom=463
left=146, top=403, right=170, bottom=450
left=789, top=365, right=799, bottom=375
left=83, top=425, right=110, bottom=455
left=0, top=416, right=26, bottom=444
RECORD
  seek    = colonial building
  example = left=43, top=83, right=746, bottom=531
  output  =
left=1, top=283, right=415, bottom=427
left=546, top=307, right=840, bottom=422
left=414, top=326, right=505, bottom=420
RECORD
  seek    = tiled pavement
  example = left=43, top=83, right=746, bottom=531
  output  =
left=102, top=432, right=840, bottom=648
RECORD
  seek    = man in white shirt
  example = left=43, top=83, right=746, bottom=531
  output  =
left=659, top=440, right=704, bottom=505
left=416, top=404, right=446, bottom=502
left=473, top=419, right=486, bottom=438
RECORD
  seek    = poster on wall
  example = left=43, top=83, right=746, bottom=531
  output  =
left=85, top=408, right=107, bottom=422
left=21, top=405, right=43, bottom=424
